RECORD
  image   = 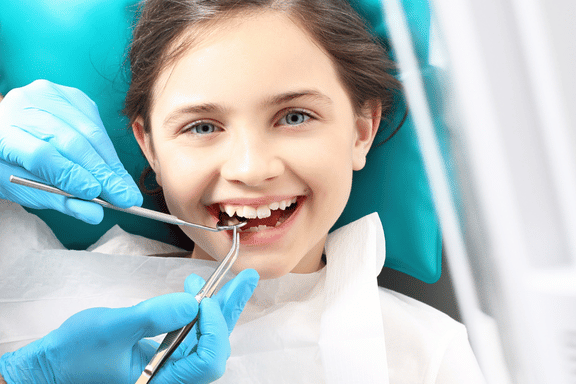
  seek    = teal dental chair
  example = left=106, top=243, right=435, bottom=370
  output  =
left=0, top=0, right=442, bottom=284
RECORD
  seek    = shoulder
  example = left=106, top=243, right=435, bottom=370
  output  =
left=378, top=286, right=464, bottom=336
left=378, top=287, right=486, bottom=384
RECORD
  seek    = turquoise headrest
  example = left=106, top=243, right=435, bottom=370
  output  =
left=0, top=0, right=441, bottom=283
left=336, top=0, right=442, bottom=283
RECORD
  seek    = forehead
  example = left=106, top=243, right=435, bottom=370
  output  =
left=151, top=10, right=348, bottom=111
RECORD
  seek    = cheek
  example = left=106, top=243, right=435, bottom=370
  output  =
left=153, top=144, right=217, bottom=215
left=288, top=129, right=355, bottom=210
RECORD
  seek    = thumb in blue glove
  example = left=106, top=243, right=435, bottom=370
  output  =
left=184, top=268, right=260, bottom=335
left=0, top=269, right=258, bottom=384
left=165, top=268, right=259, bottom=382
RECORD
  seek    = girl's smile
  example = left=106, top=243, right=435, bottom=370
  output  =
left=211, top=195, right=303, bottom=233
left=133, top=10, right=380, bottom=279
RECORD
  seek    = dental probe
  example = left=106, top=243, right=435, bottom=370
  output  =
left=135, top=224, right=242, bottom=384
left=9, top=175, right=238, bottom=232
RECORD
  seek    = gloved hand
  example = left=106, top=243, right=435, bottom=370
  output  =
left=0, top=79, right=143, bottom=224
left=0, top=269, right=259, bottom=384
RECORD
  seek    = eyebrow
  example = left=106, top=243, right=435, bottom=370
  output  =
left=260, top=90, right=334, bottom=108
left=163, top=103, right=228, bottom=127
left=163, top=90, right=333, bottom=127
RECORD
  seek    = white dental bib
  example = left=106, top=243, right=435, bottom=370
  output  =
left=0, top=200, right=388, bottom=383
left=1, top=200, right=487, bottom=383
left=221, top=212, right=388, bottom=383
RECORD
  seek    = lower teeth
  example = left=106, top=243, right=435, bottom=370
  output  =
left=245, top=220, right=283, bottom=232
left=247, top=225, right=269, bottom=233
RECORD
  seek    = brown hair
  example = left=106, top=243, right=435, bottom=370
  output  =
left=123, top=0, right=400, bottom=134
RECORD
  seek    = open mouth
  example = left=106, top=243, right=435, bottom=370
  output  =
left=214, top=197, right=302, bottom=233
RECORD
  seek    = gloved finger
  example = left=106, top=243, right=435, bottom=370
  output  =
left=23, top=81, right=127, bottom=176
left=12, top=108, right=141, bottom=208
left=176, top=270, right=257, bottom=355
left=0, top=338, right=48, bottom=383
left=45, top=82, right=142, bottom=204
left=184, top=273, right=207, bottom=295
left=3, top=81, right=142, bottom=208
left=156, top=298, right=230, bottom=384
left=132, top=293, right=200, bottom=340
left=77, top=293, right=200, bottom=345
left=172, top=319, right=200, bottom=360
left=0, top=128, right=102, bottom=201
left=65, top=198, right=105, bottom=225
left=172, top=274, right=207, bottom=357
left=0, top=164, right=105, bottom=224
left=214, top=269, right=259, bottom=334
left=136, top=338, right=160, bottom=359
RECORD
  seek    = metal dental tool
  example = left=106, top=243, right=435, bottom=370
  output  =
left=135, top=225, right=241, bottom=384
left=9, top=175, right=241, bottom=232
left=10, top=174, right=246, bottom=383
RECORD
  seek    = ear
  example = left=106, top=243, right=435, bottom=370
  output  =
left=132, top=116, right=163, bottom=187
left=352, top=100, right=382, bottom=170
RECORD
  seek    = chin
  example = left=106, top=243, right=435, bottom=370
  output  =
left=232, top=254, right=295, bottom=280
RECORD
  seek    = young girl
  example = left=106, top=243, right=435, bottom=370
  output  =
left=125, top=0, right=485, bottom=382
left=0, top=0, right=486, bottom=382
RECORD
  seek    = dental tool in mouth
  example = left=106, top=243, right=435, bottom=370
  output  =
left=9, top=175, right=243, bottom=232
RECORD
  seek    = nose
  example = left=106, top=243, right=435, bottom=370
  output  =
left=220, top=129, right=284, bottom=187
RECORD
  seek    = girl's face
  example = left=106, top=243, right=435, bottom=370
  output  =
left=134, top=11, right=380, bottom=279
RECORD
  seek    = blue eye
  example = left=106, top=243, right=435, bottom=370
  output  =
left=186, top=122, right=218, bottom=134
left=279, top=111, right=310, bottom=126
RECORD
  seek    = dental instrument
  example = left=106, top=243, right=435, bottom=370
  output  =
left=9, top=174, right=246, bottom=382
left=135, top=223, right=242, bottom=384
left=9, top=175, right=240, bottom=232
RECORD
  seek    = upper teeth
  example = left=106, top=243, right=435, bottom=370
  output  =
left=220, top=197, right=297, bottom=219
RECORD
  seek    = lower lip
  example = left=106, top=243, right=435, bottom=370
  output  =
left=217, top=197, right=305, bottom=247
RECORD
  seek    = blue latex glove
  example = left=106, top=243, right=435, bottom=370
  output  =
left=0, top=269, right=259, bottom=384
left=0, top=80, right=143, bottom=224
